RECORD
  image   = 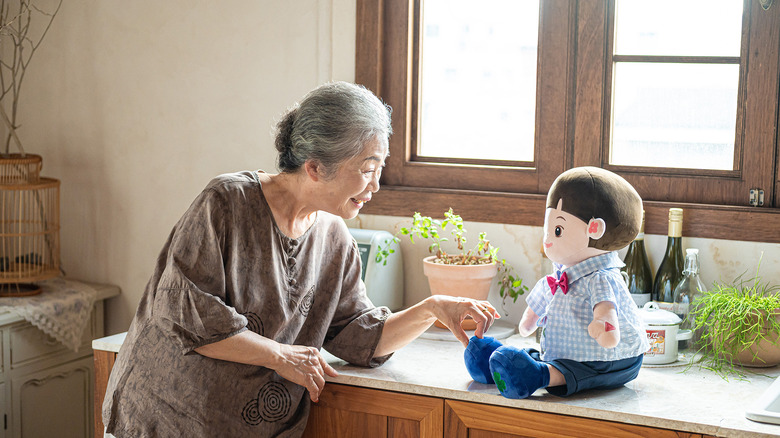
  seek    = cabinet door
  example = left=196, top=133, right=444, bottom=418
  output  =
left=11, top=357, right=92, bottom=438
left=303, top=383, right=443, bottom=438
left=445, top=400, right=705, bottom=438
left=0, top=382, right=5, bottom=438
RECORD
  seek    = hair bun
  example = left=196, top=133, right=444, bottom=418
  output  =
left=275, top=109, right=299, bottom=172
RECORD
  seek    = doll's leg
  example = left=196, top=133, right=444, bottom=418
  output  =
left=488, top=346, right=551, bottom=399
left=464, top=336, right=504, bottom=384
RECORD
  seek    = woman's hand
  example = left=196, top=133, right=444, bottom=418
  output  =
left=275, top=344, right=339, bottom=402
left=195, top=331, right=338, bottom=403
left=375, top=295, right=500, bottom=357
left=428, top=295, right=499, bottom=347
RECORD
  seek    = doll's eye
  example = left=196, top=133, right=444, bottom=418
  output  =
left=555, top=226, right=563, bottom=237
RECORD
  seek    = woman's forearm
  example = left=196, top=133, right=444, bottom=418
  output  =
left=196, top=330, right=338, bottom=402
left=195, top=330, right=283, bottom=368
left=374, top=295, right=499, bottom=357
left=374, top=296, right=439, bottom=357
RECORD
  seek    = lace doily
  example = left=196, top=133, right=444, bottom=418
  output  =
left=0, top=278, right=97, bottom=351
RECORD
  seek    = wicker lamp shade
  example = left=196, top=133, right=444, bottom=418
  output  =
left=0, top=154, right=61, bottom=296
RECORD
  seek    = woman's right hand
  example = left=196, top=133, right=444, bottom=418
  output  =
left=195, top=331, right=338, bottom=403
left=275, top=344, right=339, bottom=402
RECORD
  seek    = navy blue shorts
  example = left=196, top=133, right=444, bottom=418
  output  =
left=527, top=349, right=643, bottom=397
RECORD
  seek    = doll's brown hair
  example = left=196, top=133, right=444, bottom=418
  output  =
left=546, top=166, right=642, bottom=251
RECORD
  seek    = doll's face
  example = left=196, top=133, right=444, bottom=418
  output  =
left=543, top=198, right=606, bottom=268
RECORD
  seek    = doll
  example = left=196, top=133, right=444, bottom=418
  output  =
left=465, top=166, right=650, bottom=399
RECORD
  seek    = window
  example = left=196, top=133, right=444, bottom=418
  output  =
left=609, top=1, right=743, bottom=171
left=356, top=0, right=780, bottom=243
left=418, top=0, right=539, bottom=164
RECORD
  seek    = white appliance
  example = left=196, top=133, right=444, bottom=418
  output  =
left=746, top=374, right=780, bottom=425
left=349, top=228, right=404, bottom=311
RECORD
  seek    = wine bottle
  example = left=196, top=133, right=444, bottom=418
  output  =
left=672, top=248, right=705, bottom=350
left=652, top=208, right=684, bottom=311
left=622, top=210, right=652, bottom=307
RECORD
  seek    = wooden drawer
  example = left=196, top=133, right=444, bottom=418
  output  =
left=10, top=308, right=96, bottom=369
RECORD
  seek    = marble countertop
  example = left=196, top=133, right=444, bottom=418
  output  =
left=93, top=325, right=780, bottom=437
left=325, top=330, right=780, bottom=438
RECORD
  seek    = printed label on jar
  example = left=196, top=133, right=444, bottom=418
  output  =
left=645, top=329, right=666, bottom=356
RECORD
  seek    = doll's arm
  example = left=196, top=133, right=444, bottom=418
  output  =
left=588, top=301, right=620, bottom=348
left=518, top=306, right=540, bottom=337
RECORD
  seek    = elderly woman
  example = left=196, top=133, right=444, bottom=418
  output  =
left=102, top=81, right=498, bottom=437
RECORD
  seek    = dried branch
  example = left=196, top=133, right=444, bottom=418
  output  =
left=0, top=0, right=62, bottom=155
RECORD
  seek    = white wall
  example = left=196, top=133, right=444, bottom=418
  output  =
left=19, top=0, right=357, bottom=334
left=16, top=0, right=780, bottom=335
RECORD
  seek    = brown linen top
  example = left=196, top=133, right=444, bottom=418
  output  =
left=103, top=171, right=392, bottom=437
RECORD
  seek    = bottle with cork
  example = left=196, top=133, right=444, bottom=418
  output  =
left=652, top=208, right=684, bottom=312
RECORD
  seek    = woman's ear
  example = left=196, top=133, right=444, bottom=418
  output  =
left=304, top=160, right=322, bottom=182
left=587, top=218, right=606, bottom=240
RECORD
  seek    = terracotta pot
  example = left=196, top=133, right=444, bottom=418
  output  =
left=723, top=310, right=780, bottom=368
left=422, top=255, right=497, bottom=330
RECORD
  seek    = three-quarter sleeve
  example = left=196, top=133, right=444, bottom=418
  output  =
left=323, top=240, right=393, bottom=367
left=150, top=186, right=248, bottom=354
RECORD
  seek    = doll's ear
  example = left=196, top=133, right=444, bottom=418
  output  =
left=587, top=218, right=606, bottom=240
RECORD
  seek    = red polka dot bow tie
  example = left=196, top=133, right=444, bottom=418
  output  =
left=547, top=272, right=569, bottom=295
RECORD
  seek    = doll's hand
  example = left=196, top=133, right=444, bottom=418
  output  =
left=588, top=301, right=620, bottom=349
left=588, top=318, right=620, bottom=348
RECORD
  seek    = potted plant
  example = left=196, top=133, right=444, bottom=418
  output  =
left=687, top=260, right=780, bottom=379
left=375, top=208, right=528, bottom=323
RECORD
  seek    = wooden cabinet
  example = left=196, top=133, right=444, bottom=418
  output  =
left=92, top=355, right=720, bottom=438
left=444, top=399, right=710, bottom=438
left=303, top=384, right=715, bottom=438
left=12, top=356, right=93, bottom=438
left=302, top=384, right=443, bottom=438
left=0, top=283, right=115, bottom=438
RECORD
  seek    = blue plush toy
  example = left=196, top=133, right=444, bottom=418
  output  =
left=464, top=167, right=650, bottom=399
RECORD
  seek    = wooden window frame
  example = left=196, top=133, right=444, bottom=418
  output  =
left=356, top=0, right=780, bottom=243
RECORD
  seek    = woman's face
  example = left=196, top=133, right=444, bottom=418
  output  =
left=319, top=138, right=388, bottom=220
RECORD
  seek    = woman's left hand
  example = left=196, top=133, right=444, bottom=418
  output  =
left=428, top=295, right=499, bottom=347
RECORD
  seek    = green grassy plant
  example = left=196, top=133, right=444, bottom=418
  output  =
left=687, top=262, right=780, bottom=379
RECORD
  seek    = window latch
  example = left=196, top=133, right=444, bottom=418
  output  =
left=749, top=188, right=765, bottom=207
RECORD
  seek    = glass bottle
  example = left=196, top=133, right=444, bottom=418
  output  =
left=622, top=210, right=653, bottom=307
left=652, top=208, right=684, bottom=312
left=672, top=248, right=705, bottom=350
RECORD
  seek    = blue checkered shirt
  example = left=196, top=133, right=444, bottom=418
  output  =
left=526, top=251, right=649, bottom=362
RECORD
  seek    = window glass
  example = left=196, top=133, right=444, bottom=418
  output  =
left=419, top=0, right=539, bottom=162
left=610, top=0, right=743, bottom=171
left=614, top=0, right=743, bottom=57
left=610, top=62, right=739, bottom=170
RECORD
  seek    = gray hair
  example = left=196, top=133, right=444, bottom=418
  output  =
left=274, top=81, right=393, bottom=177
